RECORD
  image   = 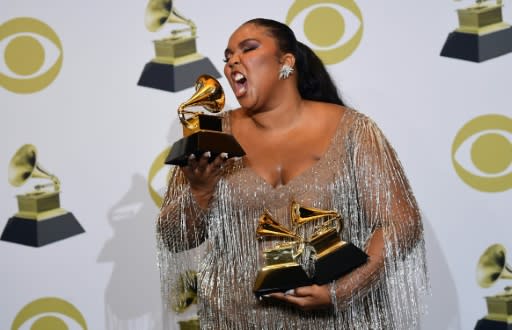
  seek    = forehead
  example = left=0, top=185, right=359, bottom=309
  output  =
left=227, top=23, right=275, bottom=46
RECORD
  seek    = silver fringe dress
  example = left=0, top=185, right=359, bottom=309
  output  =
left=156, top=108, right=429, bottom=329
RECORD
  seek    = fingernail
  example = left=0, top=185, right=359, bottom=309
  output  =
left=284, top=289, right=294, bottom=296
left=263, top=294, right=271, bottom=298
left=188, top=154, right=196, bottom=160
left=220, top=152, right=228, bottom=159
left=203, top=151, right=211, bottom=158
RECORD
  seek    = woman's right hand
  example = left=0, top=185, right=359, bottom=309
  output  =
left=180, top=151, right=229, bottom=208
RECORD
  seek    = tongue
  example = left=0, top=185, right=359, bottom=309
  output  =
left=234, top=80, right=247, bottom=97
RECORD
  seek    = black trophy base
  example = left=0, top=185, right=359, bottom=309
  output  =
left=313, top=242, right=369, bottom=284
left=165, top=131, right=246, bottom=166
left=475, top=318, right=512, bottom=330
left=253, top=243, right=369, bottom=298
left=440, top=27, right=512, bottom=62
left=1, top=212, right=85, bottom=247
left=253, top=263, right=313, bottom=298
left=138, top=58, right=221, bottom=92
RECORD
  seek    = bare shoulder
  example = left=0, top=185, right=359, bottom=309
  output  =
left=303, top=100, right=349, bottom=126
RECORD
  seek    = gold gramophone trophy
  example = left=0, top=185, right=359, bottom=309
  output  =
left=253, top=202, right=368, bottom=298
left=137, top=0, right=220, bottom=92
left=165, top=74, right=245, bottom=166
left=1, top=144, right=84, bottom=247
left=475, top=243, right=512, bottom=329
left=440, top=0, right=512, bottom=62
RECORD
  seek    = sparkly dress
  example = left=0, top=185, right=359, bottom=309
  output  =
left=156, top=108, right=429, bottom=329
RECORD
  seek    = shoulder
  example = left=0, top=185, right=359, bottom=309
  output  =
left=303, top=100, right=349, bottom=122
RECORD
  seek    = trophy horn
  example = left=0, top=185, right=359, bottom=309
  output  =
left=8, top=144, right=60, bottom=192
left=290, top=201, right=340, bottom=226
left=476, top=243, right=512, bottom=288
left=144, top=0, right=197, bottom=35
left=178, top=74, right=225, bottom=130
left=256, top=210, right=301, bottom=241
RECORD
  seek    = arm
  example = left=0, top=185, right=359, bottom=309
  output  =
left=332, top=115, right=424, bottom=304
left=157, top=152, right=228, bottom=252
left=270, top=115, right=424, bottom=311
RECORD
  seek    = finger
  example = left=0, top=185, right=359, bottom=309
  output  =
left=210, top=152, right=229, bottom=171
left=293, top=286, right=313, bottom=297
left=197, top=151, right=211, bottom=171
left=186, top=153, right=198, bottom=168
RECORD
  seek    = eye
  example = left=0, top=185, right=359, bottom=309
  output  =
left=286, top=0, right=363, bottom=64
left=0, top=17, right=63, bottom=94
left=452, top=114, right=512, bottom=192
left=148, top=147, right=173, bottom=208
left=11, top=297, right=87, bottom=330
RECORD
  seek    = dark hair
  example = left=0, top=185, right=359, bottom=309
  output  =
left=244, top=18, right=345, bottom=106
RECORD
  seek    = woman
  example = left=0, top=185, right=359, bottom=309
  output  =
left=157, top=18, right=429, bottom=329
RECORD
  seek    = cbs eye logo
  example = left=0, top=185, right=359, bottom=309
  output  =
left=286, top=0, right=363, bottom=65
left=0, top=17, right=63, bottom=94
left=452, top=114, right=512, bottom=192
left=10, top=297, right=87, bottom=330
left=148, top=146, right=172, bottom=208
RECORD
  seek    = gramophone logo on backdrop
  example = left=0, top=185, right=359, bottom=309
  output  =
left=440, top=0, right=512, bottom=62
left=451, top=114, right=512, bottom=192
left=10, top=297, right=88, bottom=329
left=137, top=0, right=221, bottom=92
left=0, top=17, right=63, bottom=93
left=1, top=144, right=85, bottom=247
left=286, top=0, right=364, bottom=65
left=474, top=244, right=512, bottom=329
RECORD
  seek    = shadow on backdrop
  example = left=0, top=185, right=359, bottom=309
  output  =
left=97, top=173, right=164, bottom=330
left=420, top=215, right=461, bottom=330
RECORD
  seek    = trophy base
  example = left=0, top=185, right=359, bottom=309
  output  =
left=138, top=57, right=221, bottom=92
left=1, top=212, right=85, bottom=247
left=440, top=27, right=512, bottom=62
left=313, top=242, right=369, bottom=284
left=253, top=262, right=313, bottom=298
left=165, top=131, right=246, bottom=166
left=475, top=318, right=512, bottom=330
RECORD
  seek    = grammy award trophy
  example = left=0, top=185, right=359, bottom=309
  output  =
left=138, top=0, right=220, bottom=92
left=165, top=74, right=245, bottom=166
left=440, top=0, right=512, bottom=62
left=474, top=244, right=512, bottom=329
left=1, top=144, right=85, bottom=247
left=253, top=202, right=368, bottom=298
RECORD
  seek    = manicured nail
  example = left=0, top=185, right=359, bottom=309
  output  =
left=284, top=289, right=295, bottom=296
left=263, top=294, right=271, bottom=298
left=203, top=151, right=211, bottom=158
left=220, top=152, right=228, bottom=159
left=188, top=154, right=196, bottom=160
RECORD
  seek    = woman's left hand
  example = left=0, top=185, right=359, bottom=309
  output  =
left=267, top=284, right=332, bottom=311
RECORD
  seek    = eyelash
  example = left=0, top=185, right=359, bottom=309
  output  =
left=222, top=46, right=257, bottom=63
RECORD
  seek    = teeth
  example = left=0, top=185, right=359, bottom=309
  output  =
left=234, top=72, right=245, bottom=82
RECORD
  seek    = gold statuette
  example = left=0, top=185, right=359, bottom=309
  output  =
left=137, top=0, right=220, bottom=92
left=253, top=202, right=368, bottom=298
left=1, top=144, right=85, bottom=247
left=440, top=0, right=512, bottom=62
left=475, top=244, right=512, bottom=328
left=165, top=74, right=245, bottom=166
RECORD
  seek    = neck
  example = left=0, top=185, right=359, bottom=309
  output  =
left=246, top=89, right=304, bottom=132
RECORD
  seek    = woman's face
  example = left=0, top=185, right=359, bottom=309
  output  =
left=223, top=23, right=283, bottom=110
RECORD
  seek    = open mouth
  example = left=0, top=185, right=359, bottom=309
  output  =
left=232, top=72, right=247, bottom=97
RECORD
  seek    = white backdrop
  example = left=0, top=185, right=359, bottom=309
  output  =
left=1, top=1, right=511, bottom=329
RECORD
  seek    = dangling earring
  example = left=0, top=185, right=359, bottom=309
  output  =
left=279, top=64, right=294, bottom=80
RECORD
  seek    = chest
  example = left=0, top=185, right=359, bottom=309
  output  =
left=239, top=130, right=332, bottom=187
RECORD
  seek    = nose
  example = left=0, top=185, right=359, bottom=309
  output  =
left=227, top=54, right=240, bottom=68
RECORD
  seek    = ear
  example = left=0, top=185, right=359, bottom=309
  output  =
left=280, top=53, right=296, bottom=68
